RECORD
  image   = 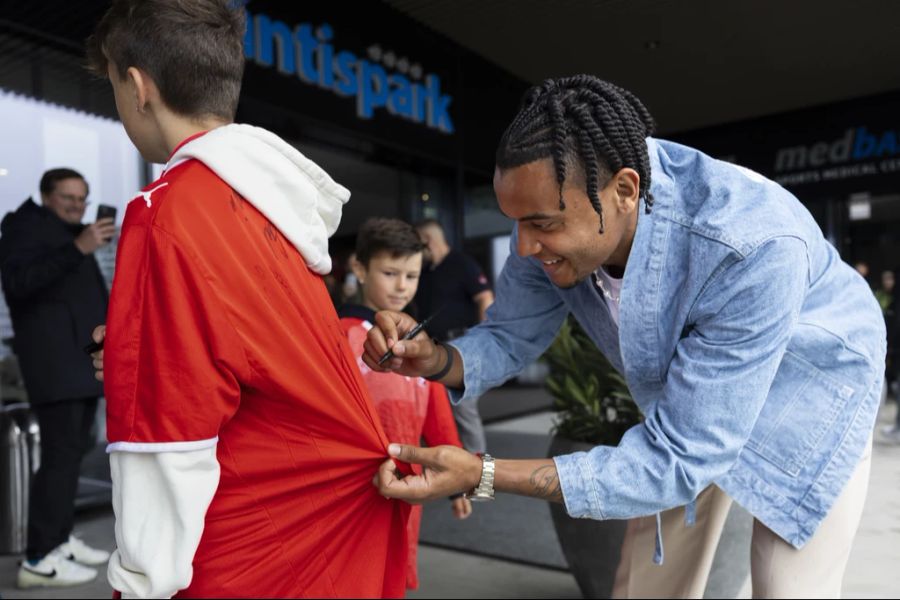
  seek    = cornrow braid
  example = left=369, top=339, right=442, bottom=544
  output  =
left=547, top=90, right=568, bottom=211
left=496, top=75, right=656, bottom=233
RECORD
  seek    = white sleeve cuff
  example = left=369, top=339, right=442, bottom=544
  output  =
left=107, top=446, right=220, bottom=598
left=106, top=436, right=218, bottom=453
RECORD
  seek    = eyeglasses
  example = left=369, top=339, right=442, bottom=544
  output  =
left=52, top=192, right=90, bottom=206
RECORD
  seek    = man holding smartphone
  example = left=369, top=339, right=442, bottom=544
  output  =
left=0, top=168, right=115, bottom=588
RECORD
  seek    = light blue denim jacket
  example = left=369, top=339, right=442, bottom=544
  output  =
left=450, top=138, right=885, bottom=550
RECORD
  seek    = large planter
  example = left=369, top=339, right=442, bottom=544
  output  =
left=548, top=435, right=627, bottom=599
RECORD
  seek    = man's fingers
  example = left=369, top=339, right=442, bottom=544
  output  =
left=373, top=310, right=423, bottom=343
left=373, top=311, right=402, bottom=346
left=91, top=326, right=105, bottom=382
left=375, top=458, right=426, bottom=503
left=94, top=224, right=116, bottom=237
left=389, top=443, right=441, bottom=469
left=362, top=338, right=396, bottom=372
left=390, top=338, right=432, bottom=359
left=92, top=355, right=103, bottom=381
left=388, top=443, right=416, bottom=463
left=452, top=497, right=473, bottom=520
left=364, top=310, right=422, bottom=368
left=373, top=458, right=428, bottom=504
left=365, top=324, right=390, bottom=357
left=376, top=457, right=400, bottom=490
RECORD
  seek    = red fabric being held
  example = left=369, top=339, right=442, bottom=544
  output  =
left=104, top=157, right=409, bottom=598
left=341, top=312, right=463, bottom=589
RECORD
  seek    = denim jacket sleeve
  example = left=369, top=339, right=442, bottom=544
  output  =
left=448, top=229, right=568, bottom=402
left=556, top=236, right=809, bottom=520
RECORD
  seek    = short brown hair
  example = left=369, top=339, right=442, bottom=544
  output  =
left=356, top=218, right=425, bottom=267
left=40, top=168, right=88, bottom=196
left=86, top=0, right=245, bottom=121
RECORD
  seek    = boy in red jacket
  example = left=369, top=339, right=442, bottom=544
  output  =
left=87, top=2, right=408, bottom=596
left=338, top=218, right=472, bottom=590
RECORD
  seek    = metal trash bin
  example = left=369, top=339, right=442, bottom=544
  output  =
left=1, top=403, right=40, bottom=555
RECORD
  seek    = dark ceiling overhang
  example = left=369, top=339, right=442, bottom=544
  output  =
left=382, top=0, right=900, bottom=134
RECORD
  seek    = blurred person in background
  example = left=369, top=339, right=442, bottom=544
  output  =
left=341, top=252, right=362, bottom=304
left=875, top=269, right=894, bottom=312
left=879, top=269, right=900, bottom=440
left=0, top=168, right=114, bottom=588
left=853, top=260, right=871, bottom=287
left=414, top=219, right=493, bottom=454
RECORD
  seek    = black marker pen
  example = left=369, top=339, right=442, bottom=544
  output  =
left=377, top=311, right=440, bottom=366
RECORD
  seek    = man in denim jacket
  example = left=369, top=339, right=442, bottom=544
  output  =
left=366, top=76, right=885, bottom=598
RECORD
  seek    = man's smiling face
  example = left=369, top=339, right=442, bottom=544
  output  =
left=493, top=158, right=639, bottom=288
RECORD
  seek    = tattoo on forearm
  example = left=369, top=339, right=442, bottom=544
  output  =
left=529, top=465, right=563, bottom=501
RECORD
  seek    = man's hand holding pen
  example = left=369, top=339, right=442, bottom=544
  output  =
left=376, top=310, right=439, bottom=366
left=362, top=310, right=443, bottom=378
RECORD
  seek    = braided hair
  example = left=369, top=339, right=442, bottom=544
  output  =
left=496, top=75, right=656, bottom=233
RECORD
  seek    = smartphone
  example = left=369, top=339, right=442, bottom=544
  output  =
left=83, top=340, right=103, bottom=355
left=96, top=204, right=117, bottom=223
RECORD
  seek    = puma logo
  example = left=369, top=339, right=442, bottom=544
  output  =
left=134, top=182, right=170, bottom=208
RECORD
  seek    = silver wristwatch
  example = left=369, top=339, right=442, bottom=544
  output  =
left=466, top=453, right=495, bottom=502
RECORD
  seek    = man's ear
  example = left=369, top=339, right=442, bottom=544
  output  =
left=612, top=168, right=640, bottom=213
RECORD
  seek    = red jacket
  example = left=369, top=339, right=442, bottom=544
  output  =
left=105, top=148, right=408, bottom=597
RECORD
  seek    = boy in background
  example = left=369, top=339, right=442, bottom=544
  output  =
left=338, top=218, right=472, bottom=590
left=86, top=1, right=408, bottom=596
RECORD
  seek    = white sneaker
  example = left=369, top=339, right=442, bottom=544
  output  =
left=17, top=548, right=98, bottom=588
left=59, top=534, right=111, bottom=565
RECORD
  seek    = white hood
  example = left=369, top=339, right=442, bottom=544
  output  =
left=165, top=124, right=349, bottom=275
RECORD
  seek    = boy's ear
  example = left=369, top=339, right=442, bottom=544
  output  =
left=126, top=67, right=153, bottom=114
left=351, top=257, right=368, bottom=284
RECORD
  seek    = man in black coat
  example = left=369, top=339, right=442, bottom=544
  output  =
left=0, top=168, right=115, bottom=588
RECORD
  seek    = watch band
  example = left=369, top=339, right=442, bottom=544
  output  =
left=465, top=453, right=495, bottom=502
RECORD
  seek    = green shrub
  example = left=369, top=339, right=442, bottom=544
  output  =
left=543, top=317, right=642, bottom=445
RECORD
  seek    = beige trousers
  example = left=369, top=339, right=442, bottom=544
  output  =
left=612, top=443, right=872, bottom=599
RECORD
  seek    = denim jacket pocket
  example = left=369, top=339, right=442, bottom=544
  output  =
left=745, top=351, right=855, bottom=477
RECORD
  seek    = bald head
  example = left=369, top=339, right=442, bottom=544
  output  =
left=417, top=220, right=445, bottom=242
left=416, top=219, right=450, bottom=265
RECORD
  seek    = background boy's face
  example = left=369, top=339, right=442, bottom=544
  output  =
left=354, top=251, right=423, bottom=312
